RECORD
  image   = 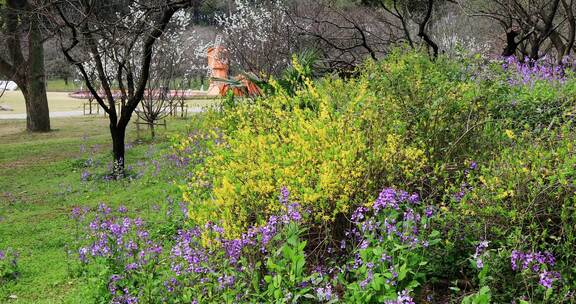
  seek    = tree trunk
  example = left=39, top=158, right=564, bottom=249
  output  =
left=417, top=0, right=439, bottom=59
left=502, top=30, right=519, bottom=57
left=111, top=125, right=126, bottom=178
left=149, top=122, right=155, bottom=139
left=23, top=87, right=50, bottom=132
left=26, top=11, right=50, bottom=132
left=529, top=39, right=541, bottom=61
left=0, top=1, right=50, bottom=132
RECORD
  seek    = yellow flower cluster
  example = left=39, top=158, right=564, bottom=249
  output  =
left=178, top=72, right=430, bottom=238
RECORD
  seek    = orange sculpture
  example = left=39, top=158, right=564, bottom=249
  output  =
left=207, top=45, right=262, bottom=97
left=207, top=46, right=229, bottom=96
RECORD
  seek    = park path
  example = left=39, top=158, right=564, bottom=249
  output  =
left=0, top=107, right=203, bottom=120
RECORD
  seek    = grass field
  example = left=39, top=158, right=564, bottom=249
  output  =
left=0, top=91, right=217, bottom=115
left=0, top=116, right=195, bottom=303
left=0, top=91, right=83, bottom=114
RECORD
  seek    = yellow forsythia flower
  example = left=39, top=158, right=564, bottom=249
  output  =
left=505, top=129, right=516, bottom=140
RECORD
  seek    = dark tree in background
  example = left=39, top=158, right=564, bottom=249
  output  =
left=361, top=0, right=444, bottom=57
left=286, top=0, right=448, bottom=74
left=0, top=0, right=50, bottom=132
left=460, top=0, right=574, bottom=62
left=50, top=0, right=197, bottom=177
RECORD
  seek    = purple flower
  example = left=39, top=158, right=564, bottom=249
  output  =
left=374, top=188, right=399, bottom=211
left=81, top=170, right=90, bottom=181
left=351, top=206, right=368, bottom=222
left=511, top=249, right=561, bottom=288
left=164, top=277, right=179, bottom=293
left=503, top=55, right=567, bottom=85
left=316, top=285, right=334, bottom=301
left=223, top=239, right=244, bottom=264
left=381, top=253, right=392, bottom=262
left=71, top=207, right=87, bottom=220
left=473, top=240, right=489, bottom=269
left=408, top=193, right=420, bottom=204
left=425, top=206, right=435, bottom=218
left=218, top=275, right=235, bottom=289
left=78, top=247, right=88, bottom=263
left=279, top=186, right=290, bottom=204
left=108, top=274, right=122, bottom=295
left=205, top=222, right=224, bottom=235
left=98, top=203, right=111, bottom=215
left=511, top=250, right=522, bottom=271
left=454, top=190, right=465, bottom=202
left=396, top=290, right=416, bottom=304
left=134, top=218, right=143, bottom=227
left=539, top=270, right=561, bottom=289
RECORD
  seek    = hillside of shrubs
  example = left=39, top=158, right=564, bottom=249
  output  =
left=60, top=50, right=576, bottom=303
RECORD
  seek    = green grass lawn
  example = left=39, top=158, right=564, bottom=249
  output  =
left=46, top=79, right=80, bottom=92
left=0, top=116, right=195, bottom=303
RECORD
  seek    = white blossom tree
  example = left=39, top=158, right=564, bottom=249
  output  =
left=216, top=0, right=300, bottom=77
left=51, top=0, right=198, bottom=177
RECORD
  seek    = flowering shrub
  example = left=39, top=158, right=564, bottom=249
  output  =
left=452, top=124, right=576, bottom=301
left=178, top=51, right=495, bottom=237
left=216, top=0, right=297, bottom=76
left=181, top=81, right=429, bottom=236
left=339, top=188, right=440, bottom=302
left=0, top=248, right=19, bottom=284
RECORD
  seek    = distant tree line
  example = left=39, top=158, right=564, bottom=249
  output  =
left=217, top=0, right=576, bottom=75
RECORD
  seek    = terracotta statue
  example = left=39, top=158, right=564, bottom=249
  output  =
left=207, top=46, right=229, bottom=96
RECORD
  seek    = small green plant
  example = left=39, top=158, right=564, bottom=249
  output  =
left=462, top=286, right=491, bottom=304
left=263, top=223, right=313, bottom=303
left=0, top=248, right=19, bottom=284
